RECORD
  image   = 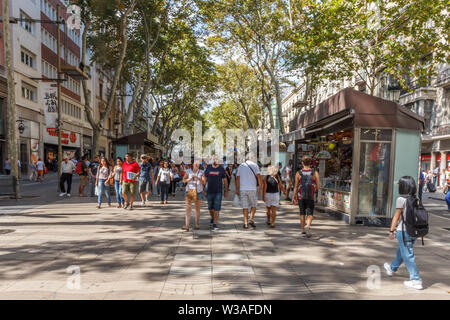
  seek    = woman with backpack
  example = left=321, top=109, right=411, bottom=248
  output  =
left=95, top=157, right=113, bottom=209
left=293, top=155, right=320, bottom=238
left=263, top=165, right=286, bottom=228
left=384, top=176, right=423, bottom=290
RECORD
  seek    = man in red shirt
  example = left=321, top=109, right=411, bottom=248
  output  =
left=121, top=153, right=140, bottom=210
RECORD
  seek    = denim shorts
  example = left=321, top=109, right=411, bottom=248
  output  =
left=207, top=192, right=223, bottom=211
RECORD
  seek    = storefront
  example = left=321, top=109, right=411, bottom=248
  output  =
left=43, top=127, right=81, bottom=164
left=283, top=88, right=424, bottom=226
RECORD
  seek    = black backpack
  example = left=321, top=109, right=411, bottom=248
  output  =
left=427, top=182, right=436, bottom=193
left=401, top=195, right=429, bottom=245
left=299, top=169, right=315, bottom=200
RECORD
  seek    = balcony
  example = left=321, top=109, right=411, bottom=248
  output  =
left=435, top=68, right=450, bottom=88
left=398, top=88, right=436, bottom=106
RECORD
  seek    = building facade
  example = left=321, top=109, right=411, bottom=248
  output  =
left=3, top=0, right=122, bottom=175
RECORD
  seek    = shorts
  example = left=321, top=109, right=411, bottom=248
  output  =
left=240, top=190, right=258, bottom=209
left=139, top=180, right=151, bottom=193
left=122, top=181, right=137, bottom=196
left=207, top=192, right=223, bottom=211
left=79, top=175, right=89, bottom=187
left=37, top=170, right=44, bottom=176
left=265, top=192, right=280, bottom=207
left=184, top=190, right=204, bottom=201
left=299, top=199, right=315, bottom=216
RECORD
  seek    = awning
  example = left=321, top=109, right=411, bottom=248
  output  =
left=281, top=128, right=305, bottom=142
left=291, top=87, right=425, bottom=133
left=116, top=132, right=164, bottom=151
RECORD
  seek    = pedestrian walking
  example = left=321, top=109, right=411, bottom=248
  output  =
left=293, top=155, right=320, bottom=238
left=225, top=164, right=232, bottom=192
left=263, top=165, right=286, bottom=228
left=121, top=153, right=140, bottom=210
left=113, top=158, right=125, bottom=208
left=440, top=169, right=447, bottom=189
left=36, top=158, right=45, bottom=182
left=59, top=157, right=76, bottom=197
left=155, top=160, right=173, bottom=204
left=169, top=162, right=180, bottom=196
left=182, top=163, right=205, bottom=231
left=282, top=160, right=293, bottom=200
left=138, top=154, right=154, bottom=206
left=384, top=176, right=424, bottom=290
left=445, top=177, right=450, bottom=211
left=235, top=155, right=262, bottom=229
left=88, top=156, right=100, bottom=197
left=154, top=161, right=163, bottom=196
left=4, top=158, right=10, bottom=175
left=204, top=156, right=228, bottom=231
left=95, top=158, right=113, bottom=209
left=433, top=167, right=439, bottom=186
left=77, top=156, right=89, bottom=197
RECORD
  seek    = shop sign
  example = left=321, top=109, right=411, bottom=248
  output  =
left=420, top=155, right=431, bottom=161
left=41, top=82, right=59, bottom=128
left=44, top=127, right=80, bottom=148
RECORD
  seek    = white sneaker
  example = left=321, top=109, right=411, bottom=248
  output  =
left=67, top=193, right=71, bottom=197
left=59, top=193, right=66, bottom=197
left=141, top=201, right=145, bottom=206
left=404, top=280, right=423, bottom=290
left=305, top=226, right=311, bottom=238
left=384, top=263, right=394, bottom=277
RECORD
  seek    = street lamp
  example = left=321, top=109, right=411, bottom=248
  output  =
left=16, top=120, right=25, bottom=135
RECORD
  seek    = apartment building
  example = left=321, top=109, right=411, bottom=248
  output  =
left=2, top=0, right=122, bottom=174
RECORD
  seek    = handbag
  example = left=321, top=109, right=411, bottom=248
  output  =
left=444, top=185, right=449, bottom=195
left=186, top=188, right=198, bottom=202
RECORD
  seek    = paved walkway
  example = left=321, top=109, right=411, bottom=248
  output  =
left=0, top=179, right=449, bottom=300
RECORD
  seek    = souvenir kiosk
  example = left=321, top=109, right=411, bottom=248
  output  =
left=282, top=88, right=425, bottom=226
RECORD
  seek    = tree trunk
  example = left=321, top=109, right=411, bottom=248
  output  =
left=263, top=62, right=284, bottom=134
left=3, top=0, right=20, bottom=198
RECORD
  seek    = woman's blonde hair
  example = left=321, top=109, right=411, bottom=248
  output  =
left=267, top=165, right=278, bottom=177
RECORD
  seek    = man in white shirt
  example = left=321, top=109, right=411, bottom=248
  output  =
left=60, top=157, right=76, bottom=196
left=235, top=155, right=263, bottom=229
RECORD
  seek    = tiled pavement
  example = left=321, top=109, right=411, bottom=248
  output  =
left=0, top=184, right=449, bottom=300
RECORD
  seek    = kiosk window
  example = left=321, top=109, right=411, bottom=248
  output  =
left=358, top=142, right=391, bottom=216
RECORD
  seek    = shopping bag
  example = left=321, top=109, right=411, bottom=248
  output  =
left=233, top=194, right=240, bottom=207
left=94, top=185, right=99, bottom=196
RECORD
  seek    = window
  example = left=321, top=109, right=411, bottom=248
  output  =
left=99, top=83, right=103, bottom=99
left=19, top=11, right=34, bottom=34
left=21, top=83, right=37, bottom=102
left=41, top=0, right=56, bottom=20
left=42, top=60, right=57, bottom=79
left=62, top=100, right=82, bottom=119
left=21, top=49, right=35, bottom=68
left=41, top=28, right=57, bottom=52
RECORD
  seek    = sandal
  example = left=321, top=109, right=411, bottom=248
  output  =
left=266, top=221, right=271, bottom=225
left=270, top=224, right=275, bottom=228
left=181, top=226, right=189, bottom=231
left=243, top=224, right=248, bottom=229
left=195, top=226, right=200, bottom=230
left=249, top=220, right=256, bottom=228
